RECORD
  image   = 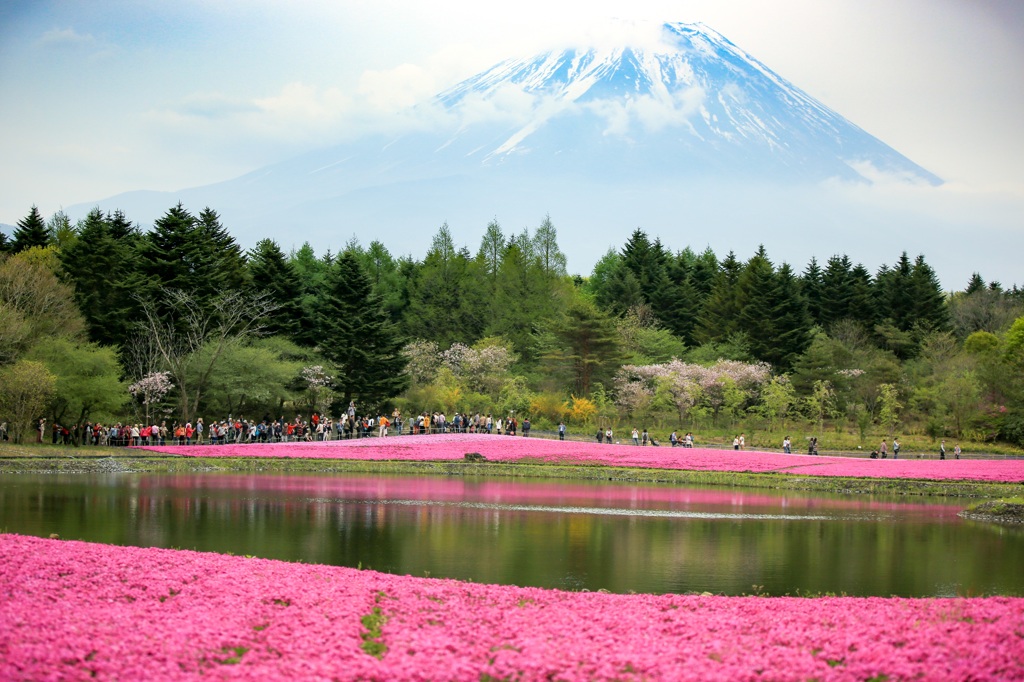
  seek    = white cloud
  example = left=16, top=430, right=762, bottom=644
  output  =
left=38, top=27, right=96, bottom=47
left=358, top=64, right=436, bottom=111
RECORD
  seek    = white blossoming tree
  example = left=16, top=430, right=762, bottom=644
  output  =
left=128, top=371, right=173, bottom=424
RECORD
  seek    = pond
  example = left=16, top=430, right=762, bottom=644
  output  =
left=2, top=472, right=1021, bottom=597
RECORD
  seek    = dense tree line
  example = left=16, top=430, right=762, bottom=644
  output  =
left=2, top=204, right=1024, bottom=447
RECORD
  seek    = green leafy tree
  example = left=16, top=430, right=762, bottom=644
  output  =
left=27, top=338, right=126, bottom=434
left=759, top=375, right=797, bottom=431
left=0, top=359, right=57, bottom=443
left=877, top=382, right=902, bottom=439
left=318, top=252, right=408, bottom=410
left=197, top=337, right=309, bottom=419
left=805, top=379, right=837, bottom=437
left=0, top=249, right=86, bottom=363
left=136, top=288, right=277, bottom=423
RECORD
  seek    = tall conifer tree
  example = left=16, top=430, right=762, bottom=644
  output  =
left=318, top=253, right=407, bottom=410
left=11, top=206, right=50, bottom=253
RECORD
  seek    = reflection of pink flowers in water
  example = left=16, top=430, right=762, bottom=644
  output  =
left=138, top=433, right=1024, bottom=484
left=141, top=473, right=963, bottom=518
left=2, top=534, right=1022, bottom=681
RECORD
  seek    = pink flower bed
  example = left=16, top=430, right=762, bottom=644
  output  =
left=2, top=534, right=1022, bottom=681
left=137, top=434, right=1024, bottom=483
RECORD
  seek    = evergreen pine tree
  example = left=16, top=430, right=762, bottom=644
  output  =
left=11, top=206, right=50, bottom=253
left=601, top=265, right=645, bottom=315
left=136, top=204, right=249, bottom=322
left=248, top=239, right=308, bottom=342
left=909, top=254, right=949, bottom=332
left=318, top=253, right=408, bottom=410
left=650, top=252, right=698, bottom=344
left=800, top=257, right=824, bottom=325
left=735, top=247, right=778, bottom=360
left=767, top=263, right=813, bottom=370
left=542, top=296, right=623, bottom=396
left=404, top=223, right=481, bottom=347
left=688, top=247, right=719, bottom=302
left=197, top=207, right=247, bottom=293
left=819, top=255, right=854, bottom=327
left=964, top=273, right=986, bottom=294
left=693, top=251, right=742, bottom=344
left=59, top=208, right=142, bottom=347
left=620, top=228, right=667, bottom=301
left=846, top=263, right=877, bottom=332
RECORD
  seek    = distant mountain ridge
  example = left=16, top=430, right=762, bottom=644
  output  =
left=71, top=21, right=950, bottom=277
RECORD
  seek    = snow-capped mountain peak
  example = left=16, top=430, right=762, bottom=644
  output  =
left=430, top=21, right=938, bottom=184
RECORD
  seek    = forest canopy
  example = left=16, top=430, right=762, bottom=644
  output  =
left=2, top=204, right=1023, bottom=448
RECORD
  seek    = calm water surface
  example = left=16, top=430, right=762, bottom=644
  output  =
left=1, top=472, right=1021, bottom=597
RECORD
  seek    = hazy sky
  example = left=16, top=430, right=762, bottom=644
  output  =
left=2, top=0, right=1022, bottom=269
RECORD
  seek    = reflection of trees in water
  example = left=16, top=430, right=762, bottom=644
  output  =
left=3, top=474, right=1022, bottom=598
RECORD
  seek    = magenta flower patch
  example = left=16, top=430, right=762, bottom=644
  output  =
left=2, top=534, right=1023, bottom=680
left=137, top=433, right=1024, bottom=483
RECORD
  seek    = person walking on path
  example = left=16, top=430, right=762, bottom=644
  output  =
left=954, top=443, right=962, bottom=459
left=939, top=440, right=946, bottom=459
left=879, top=439, right=888, bottom=458
left=893, top=438, right=901, bottom=460
left=782, top=436, right=791, bottom=454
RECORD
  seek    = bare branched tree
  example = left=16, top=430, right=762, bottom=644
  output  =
left=134, top=288, right=279, bottom=424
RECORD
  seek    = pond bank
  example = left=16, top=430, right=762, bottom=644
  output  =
left=2, top=451, right=1022, bottom=500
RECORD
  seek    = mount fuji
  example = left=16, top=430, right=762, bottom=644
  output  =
left=75, top=21, right=948, bottom=275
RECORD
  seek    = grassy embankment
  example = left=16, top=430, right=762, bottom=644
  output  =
left=2, top=442, right=1022, bottom=501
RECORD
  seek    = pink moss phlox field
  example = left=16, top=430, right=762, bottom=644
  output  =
left=138, top=433, right=1024, bottom=483
left=2, top=535, right=1023, bottom=681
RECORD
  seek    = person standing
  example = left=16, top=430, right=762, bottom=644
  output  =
left=939, top=440, right=946, bottom=460
left=893, top=438, right=901, bottom=460
left=632, top=428, right=640, bottom=446
left=522, top=418, right=531, bottom=437
left=782, top=436, right=791, bottom=454
left=739, top=433, right=745, bottom=450
left=558, top=422, right=566, bottom=441
left=733, top=436, right=739, bottom=450
left=954, top=443, right=962, bottom=459
left=670, top=431, right=678, bottom=447
left=641, top=428, right=649, bottom=446
left=879, top=439, right=888, bottom=458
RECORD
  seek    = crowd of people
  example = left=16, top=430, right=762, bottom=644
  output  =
left=29, top=408, right=548, bottom=447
